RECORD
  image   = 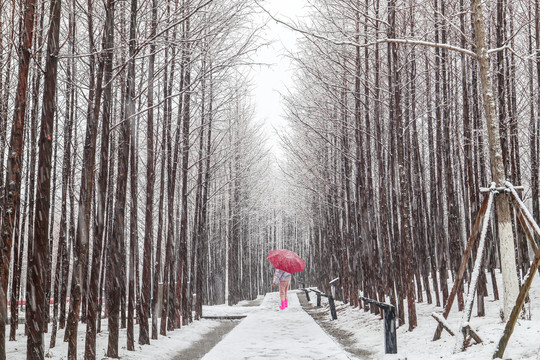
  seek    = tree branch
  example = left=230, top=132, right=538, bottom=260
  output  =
left=255, top=0, right=477, bottom=58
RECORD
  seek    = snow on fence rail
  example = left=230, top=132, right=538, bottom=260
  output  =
left=299, top=287, right=338, bottom=320
left=299, top=278, right=344, bottom=321
left=299, top=278, right=398, bottom=355
left=358, top=296, right=397, bottom=355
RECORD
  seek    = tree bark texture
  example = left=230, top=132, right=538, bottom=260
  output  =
left=471, top=0, right=519, bottom=320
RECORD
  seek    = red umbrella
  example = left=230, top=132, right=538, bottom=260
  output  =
left=268, top=249, right=305, bottom=273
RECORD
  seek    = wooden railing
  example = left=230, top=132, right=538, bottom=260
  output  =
left=359, top=296, right=397, bottom=354
left=299, top=278, right=398, bottom=354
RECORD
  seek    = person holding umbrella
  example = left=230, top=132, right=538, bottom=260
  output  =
left=272, top=268, right=292, bottom=310
left=268, top=249, right=306, bottom=310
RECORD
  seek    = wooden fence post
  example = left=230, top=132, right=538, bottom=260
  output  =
left=384, top=305, right=397, bottom=354
left=328, top=295, right=337, bottom=320
left=303, top=289, right=310, bottom=302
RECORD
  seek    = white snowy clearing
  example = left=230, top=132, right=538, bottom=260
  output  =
left=5, top=269, right=540, bottom=359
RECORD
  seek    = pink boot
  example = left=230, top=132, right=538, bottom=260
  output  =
left=284, top=299, right=288, bottom=308
left=279, top=300, right=285, bottom=310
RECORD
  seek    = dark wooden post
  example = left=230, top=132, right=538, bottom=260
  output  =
left=328, top=295, right=337, bottom=320
left=316, top=292, right=321, bottom=307
left=359, top=296, right=398, bottom=354
left=303, top=289, right=310, bottom=302
left=330, top=277, right=343, bottom=302
left=384, top=305, right=397, bottom=354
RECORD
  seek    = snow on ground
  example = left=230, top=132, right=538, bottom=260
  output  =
left=5, top=298, right=263, bottom=360
left=202, top=291, right=350, bottom=360
left=6, top=316, right=225, bottom=360
left=5, top=270, right=540, bottom=359
left=303, top=270, right=540, bottom=360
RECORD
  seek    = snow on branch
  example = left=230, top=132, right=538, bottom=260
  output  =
left=256, top=1, right=478, bottom=58
left=432, top=312, right=456, bottom=336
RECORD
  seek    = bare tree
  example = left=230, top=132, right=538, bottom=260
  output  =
left=471, top=0, right=519, bottom=319
left=0, top=0, right=38, bottom=355
left=107, top=0, right=134, bottom=352
left=26, top=0, right=62, bottom=356
left=139, top=0, right=158, bottom=345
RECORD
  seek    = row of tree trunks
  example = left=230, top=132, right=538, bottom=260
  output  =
left=282, top=0, right=539, bottom=332
left=0, top=1, right=271, bottom=358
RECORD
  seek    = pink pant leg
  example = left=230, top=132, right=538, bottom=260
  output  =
left=279, top=281, right=290, bottom=301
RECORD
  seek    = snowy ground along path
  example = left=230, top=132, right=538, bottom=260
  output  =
left=171, top=319, right=240, bottom=359
left=201, top=290, right=355, bottom=360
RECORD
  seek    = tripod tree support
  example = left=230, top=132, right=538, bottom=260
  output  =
left=454, top=185, right=496, bottom=352
left=433, top=193, right=491, bottom=341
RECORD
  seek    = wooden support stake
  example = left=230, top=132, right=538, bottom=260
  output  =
left=494, top=243, right=540, bottom=358
left=457, top=189, right=494, bottom=352
left=461, top=325, right=483, bottom=349
left=432, top=313, right=482, bottom=346
left=431, top=313, right=456, bottom=336
left=493, top=193, right=540, bottom=359
left=433, top=194, right=490, bottom=341
left=511, top=200, right=537, bottom=253
left=468, top=326, right=483, bottom=345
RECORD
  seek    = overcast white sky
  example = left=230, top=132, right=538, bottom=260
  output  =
left=251, top=0, right=309, bottom=156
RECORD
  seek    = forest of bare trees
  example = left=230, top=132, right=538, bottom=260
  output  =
left=282, top=0, right=539, bottom=334
left=1, top=0, right=540, bottom=358
left=0, top=0, right=294, bottom=358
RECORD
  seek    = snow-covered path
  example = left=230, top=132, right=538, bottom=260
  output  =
left=202, top=290, right=352, bottom=359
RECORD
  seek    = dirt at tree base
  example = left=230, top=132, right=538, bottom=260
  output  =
left=297, top=292, right=376, bottom=359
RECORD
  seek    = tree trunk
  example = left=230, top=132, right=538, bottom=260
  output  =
left=126, top=0, right=138, bottom=350
left=84, top=0, right=112, bottom=356
left=50, top=42, right=74, bottom=344
left=66, top=0, right=112, bottom=356
left=139, top=0, right=157, bottom=344
left=180, top=13, right=192, bottom=325
left=160, top=10, right=176, bottom=333
left=389, top=0, right=416, bottom=330
left=25, top=7, right=45, bottom=334
left=471, top=0, right=519, bottom=320
left=533, top=0, right=540, bottom=228
left=196, top=60, right=213, bottom=320
left=153, top=48, right=167, bottom=338
left=0, top=0, right=37, bottom=355
left=27, top=0, right=61, bottom=355
left=107, top=0, right=133, bottom=352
